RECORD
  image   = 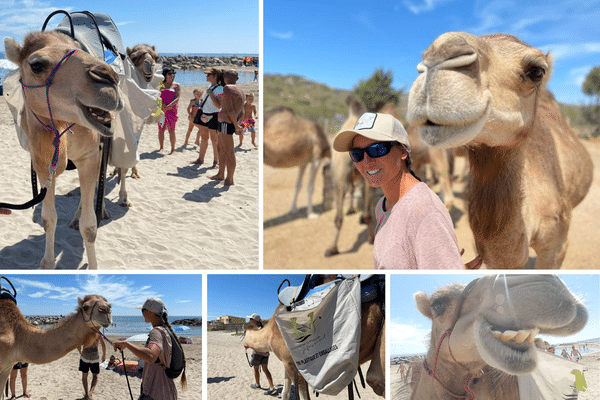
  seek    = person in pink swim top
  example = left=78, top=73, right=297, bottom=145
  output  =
left=157, top=68, right=180, bottom=154
left=333, top=112, right=482, bottom=270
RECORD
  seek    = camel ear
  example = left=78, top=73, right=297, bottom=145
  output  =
left=126, top=46, right=132, bottom=55
left=151, top=45, right=156, bottom=51
left=4, top=37, right=22, bottom=63
left=77, top=296, right=85, bottom=308
left=415, top=292, right=433, bottom=319
left=544, top=52, right=553, bottom=84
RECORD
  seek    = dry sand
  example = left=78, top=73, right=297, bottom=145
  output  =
left=263, top=138, right=600, bottom=269
left=207, top=331, right=381, bottom=400
left=391, top=346, right=600, bottom=399
left=0, top=83, right=259, bottom=269
left=7, top=336, right=201, bottom=400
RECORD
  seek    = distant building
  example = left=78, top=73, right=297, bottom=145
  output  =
left=217, top=315, right=246, bottom=325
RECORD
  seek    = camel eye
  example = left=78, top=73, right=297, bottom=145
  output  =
left=526, top=66, right=545, bottom=83
left=82, top=305, right=90, bottom=312
left=30, top=61, right=45, bottom=74
left=431, top=299, right=447, bottom=316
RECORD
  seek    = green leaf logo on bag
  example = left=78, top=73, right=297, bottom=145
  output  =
left=291, top=312, right=315, bottom=341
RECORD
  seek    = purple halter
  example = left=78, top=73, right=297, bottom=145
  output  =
left=19, top=49, right=78, bottom=188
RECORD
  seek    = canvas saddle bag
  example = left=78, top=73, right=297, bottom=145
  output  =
left=274, top=277, right=361, bottom=396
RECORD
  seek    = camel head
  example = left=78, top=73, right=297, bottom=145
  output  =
left=77, top=294, right=112, bottom=329
left=4, top=31, right=123, bottom=137
left=127, top=44, right=159, bottom=82
left=407, top=32, right=552, bottom=148
left=415, top=275, right=587, bottom=376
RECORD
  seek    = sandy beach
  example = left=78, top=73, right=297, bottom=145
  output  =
left=391, top=346, right=600, bottom=399
left=207, top=331, right=381, bottom=400
left=263, top=136, right=600, bottom=269
left=6, top=335, right=201, bottom=400
left=0, top=82, right=259, bottom=269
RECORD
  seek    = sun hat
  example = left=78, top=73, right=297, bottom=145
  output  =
left=139, top=297, right=167, bottom=316
left=204, top=67, right=220, bottom=75
left=247, top=313, right=261, bottom=323
left=333, top=112, right=410, bottom=152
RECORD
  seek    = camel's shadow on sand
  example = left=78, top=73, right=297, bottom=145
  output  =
left=0, top=175, right=130, bottom=269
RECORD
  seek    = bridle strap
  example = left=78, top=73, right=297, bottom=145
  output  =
left=422, top=322, right=478, bottom=399
left=20, top=49, right=78, bottom=188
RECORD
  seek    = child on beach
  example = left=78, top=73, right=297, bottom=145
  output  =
left=184, top=89, right=204, bottom=146
left=238, top=93, right=257, bottom=148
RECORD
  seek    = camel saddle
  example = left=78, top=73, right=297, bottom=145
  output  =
left=0, top=276, right=17, bottom=304
left=278, top=274, right=384, bottom=310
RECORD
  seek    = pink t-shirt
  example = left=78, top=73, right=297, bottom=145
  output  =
left=373, top=182, right=464, bottom=269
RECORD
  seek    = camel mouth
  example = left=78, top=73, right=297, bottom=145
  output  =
left=477, top=320, right=538, bottom=374
left=143, top=72, right=154, bottom=82
left=81, top=103, right=115, bottom=136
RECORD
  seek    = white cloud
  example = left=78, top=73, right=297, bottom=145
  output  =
left=539, top=42, right=600, bottom=61
left=389, top=321, right=430, bottom=355
left=28, top=291, right=49, bottom=298
left=570, top=65, right=594, bottom=87
left=403, top=0, right=454, bottom=15
left=269, top=30, right=293, bottom=40
left=177, top=300, right=192, bottom=304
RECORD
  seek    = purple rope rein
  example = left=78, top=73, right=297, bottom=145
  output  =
left=19, top=49, right=78, bottom=187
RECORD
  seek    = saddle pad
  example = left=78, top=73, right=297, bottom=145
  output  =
left=275, top=277, right=361, bottom=395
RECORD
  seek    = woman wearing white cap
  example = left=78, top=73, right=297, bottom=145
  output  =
left=113, top=298, right=187, bottom=399
left=333, top=112, right=481, bottom=269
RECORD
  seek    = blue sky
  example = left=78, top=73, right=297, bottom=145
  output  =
left=390, top=273, right=600, bottom=356
left=264, top=0, right=600, bottom=105
left=1, top=274, right=202, bottom=316
left=207, top=274, right=308, bottom=321
left=0, top=0, right=259, bottom=54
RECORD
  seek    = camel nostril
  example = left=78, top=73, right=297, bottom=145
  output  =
left=89, top=66, right=118, bottom=85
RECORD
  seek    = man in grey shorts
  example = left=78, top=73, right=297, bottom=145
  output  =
left=245, top=314, right=277, bottom=395
left=209, top=69, right=244, bottom=186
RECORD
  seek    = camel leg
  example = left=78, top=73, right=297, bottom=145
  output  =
left=325, top=176, right=348, bottom=257
left=117, top=168, right=132, bottom=207
left=430, top=147, right=454, bottom=211
left=290, top=163, right=308, bottom=215
left=533, top=212, right=570, bottom=269
left=366, top=321, right=385, bottom=396
left=131, top=165, right=141, bottom=179
left=1, top=364, right=13, bottom=400
left=306, top=158, right=322, bottom=219
left=40, top=178, right=58, bottom=269
left=73, top=156, right=100, bottom=269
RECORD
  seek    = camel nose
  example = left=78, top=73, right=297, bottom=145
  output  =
left=89, top=63, right=119, bottom=86
left=422, top=34, right=477, bottom=69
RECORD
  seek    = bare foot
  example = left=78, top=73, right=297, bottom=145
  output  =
left=209, top=174, right=224, bottom=181
left=212, top=161, right=218, bottom=169
left=169, top=149, right=175, bottom=155
left=191, top=158, right=203, bottom=165
left=224, top=179, right=234, bottom=186
left=158, top=148, right=164, bottom=154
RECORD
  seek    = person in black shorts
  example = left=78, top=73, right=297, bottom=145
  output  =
left=9, top=362, right=31, bottom=399
left=78, top=333, right=106, bottom=399
left=244, top=314, right=277, bottom=395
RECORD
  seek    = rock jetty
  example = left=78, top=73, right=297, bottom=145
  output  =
left=159, top=55, right=257, bottom=71
left=172, top=317, right=202, bottom=326
left=25, top=315, right=64, bottom=325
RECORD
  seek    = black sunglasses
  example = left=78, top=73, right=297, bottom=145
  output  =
left=349, top=141, right=399, bottom=163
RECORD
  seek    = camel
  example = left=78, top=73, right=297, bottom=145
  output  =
left=4, top=31, right=123, bottom=269
left=325, top=96, right=379, bottom=257
left=108, top=44, right=160, bottom=208
left=407, top=32, right=594, bottom=268
left=0, top=294, right=113, bottom=400
left=264, top=106, right=331, bottom=218
left=379, top=103, right=455, bottom=211
left=409, top=274, right=588, bottom=399
left=244, top=275, right=385, bottom=400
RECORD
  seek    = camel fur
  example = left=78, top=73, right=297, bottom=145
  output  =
left=4, top=31, right=123, bottom=269
left=409, top=275, right=588, bottom=399
left=0, top=294, right=112, bottom=400
left=407, top=32, right=594, bottom=269
left=264, top=106, right=331, bottom=218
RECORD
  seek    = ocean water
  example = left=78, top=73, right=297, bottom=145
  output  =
left=36, top=315, right=202, bottom=337
left=0, top=51, right=257, bottom=85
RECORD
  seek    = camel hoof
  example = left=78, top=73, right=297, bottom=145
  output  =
left=131, top=167, right=141, bottom=179
left=40, top=258, right=56, bottom=269
left=307, top=212, right=318, bottom=219
left=69, top=218, right=80, bottom=229
left=324, top=248, right=338, bottom=257
left=119, top=199, right=132, bottom=207
left=109, top=167, right=118, bottom=177
left=347, top=208, right=357, bottom=216
left=101, top=209, right=111, bottom=220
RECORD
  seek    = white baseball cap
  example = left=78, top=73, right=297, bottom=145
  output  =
left=333, top=112, right=410, bottom=152
left=139, top=298, right=167, bottom=316
left=247, top=313, right=262, bottom=323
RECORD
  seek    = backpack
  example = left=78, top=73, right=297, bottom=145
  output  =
left=156, top=326, right=185, bottom=379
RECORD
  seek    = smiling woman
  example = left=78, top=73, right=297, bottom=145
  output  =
left=332, top=112, right=476, bottom=270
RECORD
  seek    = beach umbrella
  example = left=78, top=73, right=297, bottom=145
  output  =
left=125, top=333, right=149, bottom=342
left=172, top=325, right=190, bottom=332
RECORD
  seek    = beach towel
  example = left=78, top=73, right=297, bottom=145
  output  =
left=274, top=277, right=361, bottom=396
